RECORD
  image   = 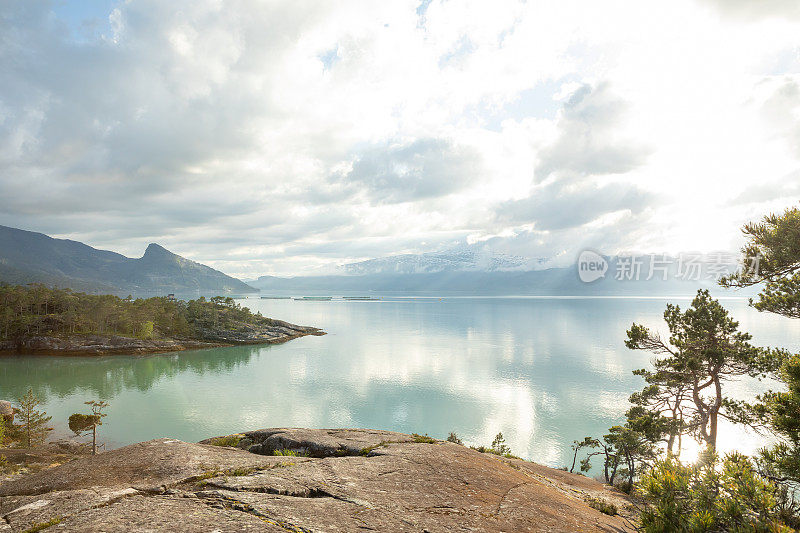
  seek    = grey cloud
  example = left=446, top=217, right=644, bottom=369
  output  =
left=494, top=83, right=653, bottom=232
left=535, top=83, right=650, bottom=180
left=339, top=138, right=483, bottom=204
left=0, top=1, right=353, bottom=254
left=481, top=208, right=655, bottom=267
left=496, top=181, right=653, bottom=231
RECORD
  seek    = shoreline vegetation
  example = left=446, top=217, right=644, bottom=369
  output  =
left=0, top=284, right=324, bottom=356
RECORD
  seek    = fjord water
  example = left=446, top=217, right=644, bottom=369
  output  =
left=0, top=297, right=796, bottom=467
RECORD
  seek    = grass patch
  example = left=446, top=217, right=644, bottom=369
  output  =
left=359, top=435, right=438, bottom=457
left=334, top=446, right=350, bottom=456
left=469, top=446, right=523, bottom=461
left=227, top=466, right=259, bottom=476
left=209, top=435, right=242, bottom=447
left=193, top=466, right=261, bottom=482
left=360, top=441, right=393, bottom=456
left=272, top=449, right=309, bottom=457
left=586, top=497, right=618, bottom=516
left=195, top=471, right=217, bottom=481
left=22, top=517, right=62, bottom=533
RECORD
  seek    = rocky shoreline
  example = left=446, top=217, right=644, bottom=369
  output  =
left=0, top=321, right=324, bottom=357
left=0, top=428, right=636, bottom=532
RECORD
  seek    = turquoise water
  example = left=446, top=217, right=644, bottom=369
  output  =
left=0, top=296, right=796, bottom=468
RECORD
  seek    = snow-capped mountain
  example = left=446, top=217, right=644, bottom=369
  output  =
left=340, top=248, right=544, bottom=275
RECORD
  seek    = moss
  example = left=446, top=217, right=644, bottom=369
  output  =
left=411, top=433, right=437, bottom=444
left=586, top=497, right=618, bottom=516
left=209, top=435, right=242, bottom=447
left=195, top=471, right=217, bottom=481
left=226, top=466, right=259, bottom=476
left=22, top=517, right=62, bottom=533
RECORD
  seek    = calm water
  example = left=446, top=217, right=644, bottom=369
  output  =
left=0, top=297, right=796, bottom=468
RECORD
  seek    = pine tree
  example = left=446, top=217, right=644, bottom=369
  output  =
left=16, top=388, right=52, bottom=448
left=625, top=289, right=780, bottom=449
left=721, top=206, right=800, bottom=498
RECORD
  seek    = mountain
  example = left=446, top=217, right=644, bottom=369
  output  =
left=341, top=248, right=542, bottom=275
left=0, top=225, right=256, bottom=294
left=251, top=254, right=756, bottom=297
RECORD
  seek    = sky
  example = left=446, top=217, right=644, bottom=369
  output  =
left=1, top=0, right=799, bottom=278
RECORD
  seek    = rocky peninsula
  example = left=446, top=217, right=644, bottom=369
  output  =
left=0, top=428, right=635, bottom=532
left=0, top=319, right=324, bottom=356
left=0, top=286, right=323, bottom=356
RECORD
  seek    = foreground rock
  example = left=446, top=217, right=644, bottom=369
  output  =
left=0, top=428, right=635, bottom=532
left=0, top=321, right=323, bottom=356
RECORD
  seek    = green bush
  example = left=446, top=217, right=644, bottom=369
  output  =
left=273, top=449, right=306, bottom=457
left=586, top=497, right=617, bottom=516
left=209, top=435, right=242, bottom=447
left=638, top=451, right=795, bottom=532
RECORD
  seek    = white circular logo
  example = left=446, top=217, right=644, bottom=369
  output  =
left=577, top=250, right=608, bottom=283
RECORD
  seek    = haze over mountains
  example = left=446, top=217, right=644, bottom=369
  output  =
left=340, top=248, right=545, bottom=275
left=0, top=224, right=752, bottom=298
left=251, top=253, right=750, bottom=297
left=0, top=225, right=256, bottom=295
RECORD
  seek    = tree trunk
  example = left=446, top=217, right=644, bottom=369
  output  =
left=92, top=425, right=97, bottom=455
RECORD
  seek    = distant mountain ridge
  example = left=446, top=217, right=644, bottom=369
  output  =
left=341, top=248, right=543, bottom=275
left=252, top=254, right=754, bottom=297
left=0, top=225, right=256, bottom=294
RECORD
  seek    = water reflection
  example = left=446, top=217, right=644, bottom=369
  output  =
left=0, top=297, right=795, bottom=468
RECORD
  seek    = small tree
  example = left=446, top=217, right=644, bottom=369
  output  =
left=580, top=423, right=655, bottom=488
left=69, top=400, right=108, bottom=455
left=446, top=432, right=463, bottom=445
left=491, top=432, right=510, bottom=455
left=569, top=437, right=598, bottom=473
left=15, top=388, right=52, bottom=448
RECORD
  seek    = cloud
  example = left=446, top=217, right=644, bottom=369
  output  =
left=0, top=0, right=799, bottom=276
left=727, top=171, right=800, bottom=206
left=759, top=76, right=800, bottom=158
left=534, top=83, right=650, bottom=180
left=497, top=181, right=652, bottom=231
left=492, top=83, right=652, bottom=232
left=338, top=138, right=483, bottom=204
